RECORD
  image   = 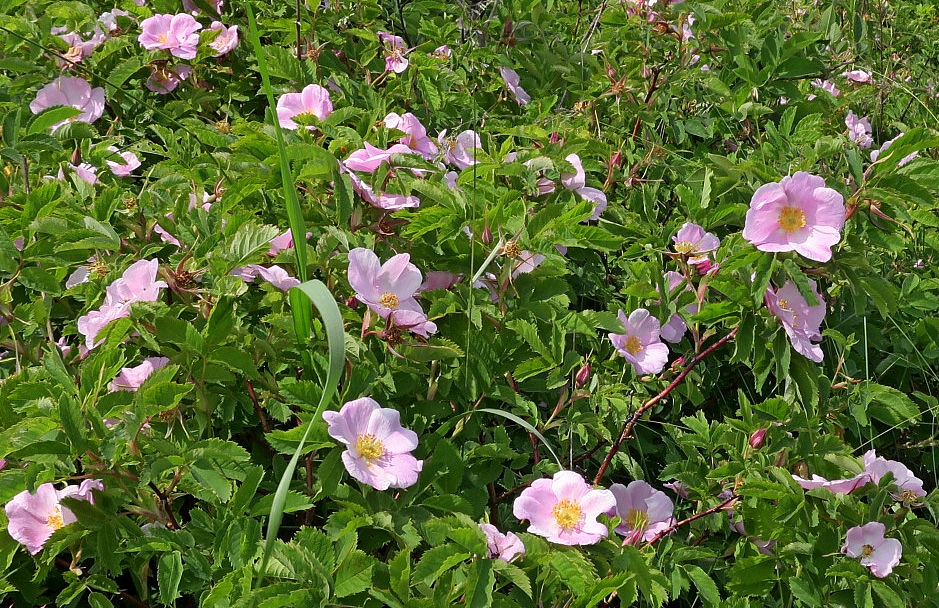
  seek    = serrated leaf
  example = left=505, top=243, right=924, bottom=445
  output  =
left=334, top=549, right=376, bottom=597
left=158, top=551, right=183, bottom=606
left=413, top=545, right=470, bottom=585
left=463, top=559, right=495, bottom=608
left=683, top=565, right=720, bottom=607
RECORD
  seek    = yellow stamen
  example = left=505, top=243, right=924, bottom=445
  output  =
left=625, top=508, right=649, bottom=532
left=625, top=335, right=643, bottom=355
left=861, top=544, right=874, bottom=558
left=552, top=499, right=583, bottom=531
left=501, top=240, right=521, bottom=259
left=47, top=508, right=65, bottom=531
left=777, top=206, right=807, bottom=233
left=379, top=292, right=399, bottom=309
left=674, top=241, right=695, bottom=254
left=355, top=434, right=385, bottom=460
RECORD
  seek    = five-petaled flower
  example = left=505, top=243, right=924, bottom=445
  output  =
left=323, top=397, right=423, bottom=490
left=347, top=247, right=436, bottom=337
left=108, top=356, right=170, bottom=392
left=742, top=171, right=846, bottom=262
left=499, top=67, right=531, bottom=105
left=30, top=76, right=106, bottom=133
left=560, top=154, right=607, bottom=220
left=608, top=480, right=676, bottom=545
left=841, top=522, right=902, bottom=578
left=378, top=31, right=409, bottom=73
left=5, top=480, right=104, bottom=554
left=863, top=450, right=926, bottom=503
left=672, top=222, right=720, bottom=265
left=512, top=470, right=616, bottom=546
left=138, top=14, right=202, bottom=59
left=765, top=279, right=826, bottom=362
left=609, top=308, right=670, bottom=375
left=276, top=84, right=333, bottom=131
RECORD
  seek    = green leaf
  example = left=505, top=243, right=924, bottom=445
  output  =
left=18, top=267, right=63, bottom=294
left=474, top=408, right=562, bottom=467
left=334, top=549, right=376, bottom=597
left=158, top=551, right=183, bottom=606
left=389, top=548, right=411, bottom=602
left=463, top=559, right=495, bottom=608
left=683, top=565, right=720, bottom=607
left=414, top=545, right=471, bottom=585
left=28, top=106, right=81, bottom=135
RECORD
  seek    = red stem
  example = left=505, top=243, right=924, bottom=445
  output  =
left=642, top=494, right=737, bottom=548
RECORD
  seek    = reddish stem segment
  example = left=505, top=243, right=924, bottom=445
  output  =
left=642, top=493, right=738, bottom=548
left=593, top=327, right=739, bottom=485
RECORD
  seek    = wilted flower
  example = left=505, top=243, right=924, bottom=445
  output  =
left=792, top=472, right=870, bottom=494
left=499, top=67, right=531, bottom=105
left=841, top=522, right=902, bottom=578
left=347, top=248, right=436, bottom=336
left=145, top=64, right=192, bottom=94
left=345, top=141, right=415, bottom=173
left=863, top=450, right=926, bottom=502
left=609, top=480, right=675, bottom=545
left=109, top=357, right=170, bottom=392
left=29, top=76, right=106, bottom=133
left=378, top=31, right=409, bottom=73
left=138, top=14, right=202, bottom=59
left=742, top=171, right=846, bottom=262
left=5, top=480, right=104, bottom=554
left=106, top=146, right=141, bottom=177
left=77, top=259, right=167, bottom=349
left=208, top=21, right=238, bottom=56
left=322, top=397, right=422, bottom=490
left=765, top=279, right=826, bottom=362
left=276, top=84, right=333, bottom=131
left=512, top=470, right=616, bottom=546
left=479, top=523, right=525, bottom=562
left=845, top=111, right=873, bottom=149
left=672, top=222, right=720, bottom=265
left=560, top=154, right=607, bottom=220
left=229, top=264, right=300, bottom=291
left=430, top=45, right=451, bottom=60
left=609, top=308, right=670, bottom=375
left=842, top=69, right=872, bottom=83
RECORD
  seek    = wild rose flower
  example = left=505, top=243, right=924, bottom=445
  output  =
left=741, top=171, right=846, bottom=262
left=77, top=259, right=167, bottom=349
left=268, top=230, right=309, bottom=256
left=419, top=271, right=461, bottom=292
left=145, top=64, right=191, bottom=94
left=276, top=84, right=333, bottom=131
left=208, top=21, right=238, bottom=56
left=344, top=142, right=415, bottom=173
left=5, top=480, right=104, bottom=554
left=430, top=45, right=451, bottom=60
left=322, top=397, right=422, bottom=490
left=664, top=481, right=689, bottom=499
left=347, top=248, right=435, bottom=336
left=659, top=271, right=697, bottom=343
left=609, top=308, right=670, bottom=375
left=383, top=112, right=438, bottom=159
left=808, top=79, right=840, bottom=100
left=68, top=163, right=98, bottom=185
left=440, top=129, right=482, bottom=169
left=55, top=29, right=105, bottom=65
left=30, top=76, right=106, bottom=133
left=870, top=134, right=918, bottom=167
left=842, top=69, right=872, bottom=83
left=479, top=523, right=525, bottom=562
left=108, top=357, right=170, bottom=392
left=792, top=472, right=870, bottom=494
left=499, top=67, right=531, bottom=105
left=560, top=154, right=607, bottom=220
left=106, top=146, right=141, bottom=177
left=672, top=222, right=720, bottom=265
left=845, top=111, right=873, bottom=149
left=138, top=14, right=202, bottom=59
left=765, top=279, right=826, bottom=362
left=863, top=450, right=926, bottom=502
left=378, top=31, right=409, bottom=73
left=841, top=522, right=902, bottom=578
left=609, top=480, right=675, bottom=545
left=512, top=470, right=616, bottom=546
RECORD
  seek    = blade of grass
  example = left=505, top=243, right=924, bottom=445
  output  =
left=475, top=407, right=563, bottom=468
left=257, top=280, right=345, bottom=581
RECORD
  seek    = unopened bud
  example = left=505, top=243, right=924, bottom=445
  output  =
left=610, top=150, right=623, bottom=168
left=749, top=428, right=767, bottom=449
left=481, top=222, right=493, bottom=245
left=345, top=295, right=359, bottom=308
left=70, top=147, right=82, bottom=166
left=575, top=363, right=591, bottom=389
left=606, top=64, right=617, bottom=81
left=549, top=132, right=560, bottom=144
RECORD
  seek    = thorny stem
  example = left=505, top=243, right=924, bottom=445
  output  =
left=642, top=493, right=738, bottom=548
left=246, top=379, right=271, bottom=433
left=593, top=327, right=739, bottom=485
left=149, top=481, right=181, bottom=530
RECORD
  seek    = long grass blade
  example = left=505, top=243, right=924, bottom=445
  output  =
left=475, top=407, right=563, bottom=468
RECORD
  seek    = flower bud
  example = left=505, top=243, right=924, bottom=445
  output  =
left=749, top=428, right=767, bottom=449
left=345, top=295, right=359, bottom=308
left=610, top=150, right=623, bottom=168
left=481, top=222, right=493, bottom=245
left=575, top=363, right=591, bottom=389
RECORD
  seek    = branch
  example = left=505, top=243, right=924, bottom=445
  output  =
left=594, top=327, right=738, bottom=485
left=642, top=493, right=738, bottom=548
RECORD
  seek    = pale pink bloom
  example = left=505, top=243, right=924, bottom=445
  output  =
left=5, top=480, right=104, bottom=554
left=792, top=473, right=870, bottom=494
left=742, top=171, right=846, bottom=262
left=267, top=230, right=309, bottom=256
left=383, top=112, right=438, bottom=159
left=76, top=259, right=167, bottom=349
left=511, top=251, right=546, bottom=278
left=479, top=523, right=525, bottom=562
left=870, top=134, right=918, bottom=167
left=499, top=67, right=531, bottom=105
left=322, top=397, right=422, bottom=490
left=29, top=76, right=106, bottom=133
left=609, top=308, right=670, bottom=375
left=512, top=470, right=616, bottom=546
left=276, top=84, right=333, bottom=130
left=664, top=481, right=689, bottom=498
left=343, top=167, right=380, bottom=205
left=138, top=14, right=202, bottom=59
left=560, top=154, right=607, bottom=220
left=430, top=45, right=451, bottom=60
left=108, top=357, right=170, bottom=392
left=145, top=64, right=191, bottom=94
left=386, top=308, right=437, bottom=338
left=672, top=222, right=720, bottom=264
left=609, top=481, right=675, bottom=545
left=55, top=30, right=105, bottom=65
left=659, top=271, right=697, bottom=343
left=863, top=450, right=926, bottom=501
left=419, top=271, right=461, bottom=292
left=106, top=146, right=141, bottom=177
left=841, top=522, right=902, bottom=578
left=376, top=192, right=420, bottom=210
left=66, top=265, right=90, bottom=289
left=440, top=129, right=482, bottom=169
left=842, top=69, right=872, bottom=83
left=443, top=171, right=459, bottom=189
left=229, top=264, right=300, bottom=291
left=208, top=21, right=238, bottom=56
left=765, top=279, right=826, bottom=362
left=69, top=162, right=98, bottom=185
left=189, top=191, right=213, bottom=212
left=153, top=223, right=181, bottom=247
left=344, top=142, right=414, bottom=173
left=347, top=248, right=435, bottom=336
left=378, top=31, right=408, bottom=73
left=13, top=237, right=24, bottom=251
left=182, top=0, right=223, bottom=14
left=845, top=111, right=873, bottom=149
left=97, top=9, right=130, bottom=33
left=807, top=79, right=839, bottom=100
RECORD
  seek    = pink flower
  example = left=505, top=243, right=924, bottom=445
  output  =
left=145, top=64, right=191, bottom=94
left=106, top=146, right=141, bottom=177
left=153, top=223, right=181, bottom=246
left=76, top=259, right=167, bottom=349
left=138, top=14, right=202, bottom=59
left=208, top=21, right=238, bottom=56
left=276, top=84, right=333, bottom=131
left=440, top=129, right=482, bottom=169
left=322, top=397, right=422, bottom=490
left=344, top=142, right=415, bottom=173
left=870, top=134, right=918, bottom=167
left=108, top=357, right=170, bottom=391
left=792, top=473, right=870, bottom=494
left=69, top=162, right=98, bottom=185
left=664, top=481, right=689, bottom=498
left=842, top=69, right=872, bottom=83
left=845, top=111, right=873, bottom=149
left=5, top=480, right=104, bottom=554
left=29, top=76, right=106, bottom=133
left=55, top=29, right=105, bottom=65
left=560, top=154, right=607, bottom=220
left=672, top=222, right=720, bottom=264
left=479, top=523, right=525, bottom=562
left=347, top=248, right=436, bottom=336
left=841, top=522, right=902, bottom=578
left=229, top=264, right=300, bottom=291
left=609, top=309, right=670, bottom=375
left=742, top=171, right=846, bottom=262
left=419, top=271, right=461, bottom=292
left=609, top=480, right=676, bottom=545
left=765, top=279, right=826, bottom=362
left=268, top=230, right=310, bottom=256
left=430, top=45, right=451, bottom=60
left=383, top=112, right=438, bottom=159
left=863, top=450, right=926, bottom=502
left=512, top=470, right=616, bottom=546
left=499, top=67, right=531, bottom=105
left=659, top=271, right=697, bottom=343
left=378, top=31, right=408, bottom=73
left=807, top=79, right=840, bottom=100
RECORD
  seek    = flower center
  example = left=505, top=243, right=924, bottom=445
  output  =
left=501, top=241, right=521, bottom=259
left=379, top=292, right=400, bottom=309
left=777, top=206, right=807, bottom=233
left=552, top=499, right=583, bottom=531
left=674, top=241, right=695, bottom=255
left=355, top=434, right=385, bottom=460
left=900, top=488, right=919, bottom=504
left=625, top=335, right=643, bottom=355
left=46, top=508, right=65, bottom=531
left=158, top=34, right=168, bottom=44
left=861, top=544, right=874, bottom=558
left=625, top=508, right=649, bottom=532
